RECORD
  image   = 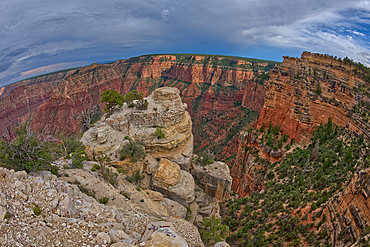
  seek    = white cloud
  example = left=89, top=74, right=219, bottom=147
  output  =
left=161, top=9, right=170, bottom=21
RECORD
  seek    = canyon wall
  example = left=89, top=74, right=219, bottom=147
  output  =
left=0, top=70, right=77, bottom=136
left=0, top=55, right=275, bottom=161
left=256, top=52, right=369, bottom=141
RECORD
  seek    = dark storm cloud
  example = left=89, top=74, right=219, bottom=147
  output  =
left=0, top=0, right=369, bottom=87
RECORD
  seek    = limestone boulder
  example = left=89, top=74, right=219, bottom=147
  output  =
left=151, top=169, right=195, bottom=207
left=192, top=162, right=232, bottom=201
left=93, top=232, right=112, bottom=245
left=160, top=198, right=187, bottom=219
left=145, top=190, right=164, bottom=202
left=0, top=192, right=6, bottom=206
left=152, top=158, right=181, bottom=187
left=57, top=194, right=76, bottom=217
left=270, top=149, right=282, bottom=157
left=195, top=189, right=218, bottom=217
left=141, top=221, right=189, bottom=247
left=0, top=206, right=6, bottom=223
left=214, top=242, right=231, bottom=247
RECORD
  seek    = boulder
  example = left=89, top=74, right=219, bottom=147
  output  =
left=145, top=190, right=164, bottom=202
left=0, top=192, right=6, bottom=206
left=141, top=221, right=188, bottom=247
left=270, top=149, right=282, bottom=157
left=110, top=243, right=131, bottom=247
left=152, top=158, right=181, bottom=187
left=214, top=242, right=231, bottom=247
left=0, top=206, right=6, bottom=223
left=93, top=232, right=112, bottom=245
left=56, top=194, right=76, bottom=217
left=108, top=229, right=135, bottom=244
left=195, top=189, right=218, bottom=217
left=192, top=162, right=232, bottom=201
left=160, top=198, right=187, bottom=219
left=151, top=170, right=195, bottom=207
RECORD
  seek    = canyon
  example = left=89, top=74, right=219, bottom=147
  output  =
left=0, top=55, right=274, bottom=162
left=3, top=51, right=370, bottom=246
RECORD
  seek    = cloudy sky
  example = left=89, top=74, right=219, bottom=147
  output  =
left=1, top=0, right=370, bottom=87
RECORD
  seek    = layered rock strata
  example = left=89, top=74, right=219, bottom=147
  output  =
left=257, top=52, right=369, bottom=141
left=0, top=70, right=76, bottom=136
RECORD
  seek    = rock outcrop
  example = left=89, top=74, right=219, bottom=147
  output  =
left=151, top=160, right=195, bottom=207
left=81, top=87, right=193, bottom=170
left=191, top=162, right=232, bottom=201
left=230, top=131, right=268, bottom=197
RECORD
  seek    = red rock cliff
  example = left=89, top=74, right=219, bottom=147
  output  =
left=0, top=70, right=77, bottom=136
left=256, top=52, right=369, bottom=142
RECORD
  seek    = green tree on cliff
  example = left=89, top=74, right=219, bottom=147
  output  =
left=101, top=89, right=124, bottom=113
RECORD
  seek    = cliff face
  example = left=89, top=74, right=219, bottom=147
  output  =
left=0, top=70, right=76, bottom=136
left=321, top=169, right=370, bottom=246
left=0, top=54, right=275, bottom=162
left=256, top=52, right=368, bottom=141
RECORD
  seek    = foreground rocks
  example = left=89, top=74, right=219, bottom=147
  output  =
left=0, top=164, right=204, bottom=247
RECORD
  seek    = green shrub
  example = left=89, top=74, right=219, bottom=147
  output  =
left=117, top=168, right=128, bottom=174
left=32, top=203, right=41, bottom=216
left=124, top=90, right=148, bottom=109
left=78, top=185, right=95, bottom=198
left=98, top=197, right=109, bottom=204
left=56, top=133, right=86, bottom=157
left=315, top=83, right=322, bottom=95
left=126, top=171, right=143, bottom=184
left=102, top=167, right=118, bottom=187
left=91, top=164, right=100, bottom=171
left=155, top=127, right=166, bottom=139
left=119, top=137, right=146, bottom=163
left=259, top=123, right=265, bottom=132
left=67, top=147, right=86, bottom=169
left=0, top=123, right=57, bottom=173
left=198, top=215, right=229, bottom=246
left=120, top=191, right=130, bottom=199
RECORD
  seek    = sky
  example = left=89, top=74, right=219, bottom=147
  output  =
left=1, top=0, right=370, bottom=87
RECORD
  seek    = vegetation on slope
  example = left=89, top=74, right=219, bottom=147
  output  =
left=222, top=119, right=369, bottom=246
